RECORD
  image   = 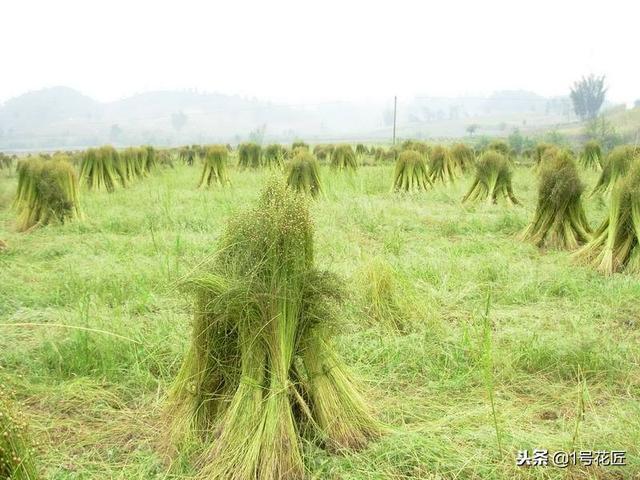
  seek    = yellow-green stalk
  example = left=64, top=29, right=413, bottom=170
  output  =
left=13, top=156, right=82, bottom=231
left=574, top=163, right=640, bottom=274
left=285, top=151, right=322, bottom=197
left=238, top=143, right=262, bottom=169
left=462, top=151, right=519, bottom=205
left=0, top=386, right=38, bottom=479
left=428, top=145, right=458, bottom=184
left=391, top=150, right=431, bottom=192
left=591, top=145, right=638, bottom=196
left=330, top=145, right=358, bottom=170
left=167, top=179, right=380, bottom=479
left=520, top=153, right=591, bottom=249
left=198, top=145, right=230, bottom=188
left=579, top=140, right=602, bottom=170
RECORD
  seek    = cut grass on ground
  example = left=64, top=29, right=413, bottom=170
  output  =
left=0, top=163, right=639, bottom=479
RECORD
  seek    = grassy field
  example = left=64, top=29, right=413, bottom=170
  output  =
left=0, top=160, right=639, bottom=479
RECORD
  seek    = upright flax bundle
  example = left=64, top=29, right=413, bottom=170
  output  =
left=167, top=179, right=380, bottom=479
left=13, top=156, right=81, bottom=231
left=574, top=163, right=640, bottom=274
left=462, top=151, right=519, bottom=205
left=520, top=153, right=591, bottom=249
left=198, top=145, right=230, bottom=188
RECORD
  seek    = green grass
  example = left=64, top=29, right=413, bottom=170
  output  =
left=0, top=162, right=639, bottom=479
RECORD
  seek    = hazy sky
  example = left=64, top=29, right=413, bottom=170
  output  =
left=1, top=0, right=637, bottom=105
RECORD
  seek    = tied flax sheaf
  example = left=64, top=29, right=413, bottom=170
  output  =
left=286, top=151, right=322, bottom=198
left=13, top=155, right=81, bottom=232
left=166, top=178, right=382, bottom=479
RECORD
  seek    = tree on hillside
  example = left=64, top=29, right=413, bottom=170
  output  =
left=171, top=111, right=188, bottom=131
left=466, top=124, right=478, bottom=136
left=570, top=74, right=607, bottom=120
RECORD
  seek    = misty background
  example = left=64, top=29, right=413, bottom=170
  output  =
left=1, top=0, right=638, bottom=149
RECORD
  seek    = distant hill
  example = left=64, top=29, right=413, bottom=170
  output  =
left=0, top=86, right=583, bottom=150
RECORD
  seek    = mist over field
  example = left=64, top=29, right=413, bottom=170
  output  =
left=0, top=87, right=580, bottom=149
left=2, top=1, right=640, bottom=479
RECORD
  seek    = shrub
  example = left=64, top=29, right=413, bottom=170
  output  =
left=13, top=156, right=81, bottom=231
left=574, top=163, right=640, bottom=274
left=520, top=153, right=591, bottom=249
left=355, top=144, right=368, bottom=156
left=238, top=143, right=262, bottom=169
left=462, top=151, right=519, bottom=205
left=285, top=151, right=322, bottom=197
left=449, top=143, right=475, bottom=173
left=392, top=150, right=431, bottom=192
left=167, top=179, right=380, bottom=478
left=592, top=145, right=638, bottom=196
left=428, top=145, right=457, bottom=184
left=291, top=141, right=309, bottom=151
left=579, top=140, right=602, bottom=170
left=330, top=144, right=358, bottom=170
left=198, top=145, right=230, bottom=188
left=0, top=386, right=38, bottom=479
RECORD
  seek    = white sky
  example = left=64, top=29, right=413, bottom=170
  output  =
left=1, top=0, right=638, bottom=105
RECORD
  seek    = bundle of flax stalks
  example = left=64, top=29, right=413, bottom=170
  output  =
left=520, top=152, right=591, bottom=249
left=167, top=179, right=381, bottom=479
left=574, top=163, right=640, bottom=274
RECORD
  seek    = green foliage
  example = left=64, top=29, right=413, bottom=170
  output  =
left=570, top=74, right=607, bottom=120
left=291, top=141, right=309, bottom=151
left=579, top=140, right=602, bottom=170
left=583, top=115, right=624, bottom=151
left=331, top=144, right=358, bottom=170
left=507, top=129, right=534, bottom=156
left=391, top=150, right=431, bottom=192
left=521, top=154, right=591, bottom=249
left=198, top=145, right=230, bottom=188
left=13, top=156, right=81, bottom=231
left=0, top=385, right=38, bottom=479
left=428, top=145, right=457, bottom=184
left=167, top=179, right=380, bottom=478
left=574, top=162, right=640, bottom=274
left=285, top=151, right=322, bottom=197
left=238, top=143, right=262, bottom=169
left=592, top=145, right=639, bottom=195
left=462, top=151, right=519, bottom=205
